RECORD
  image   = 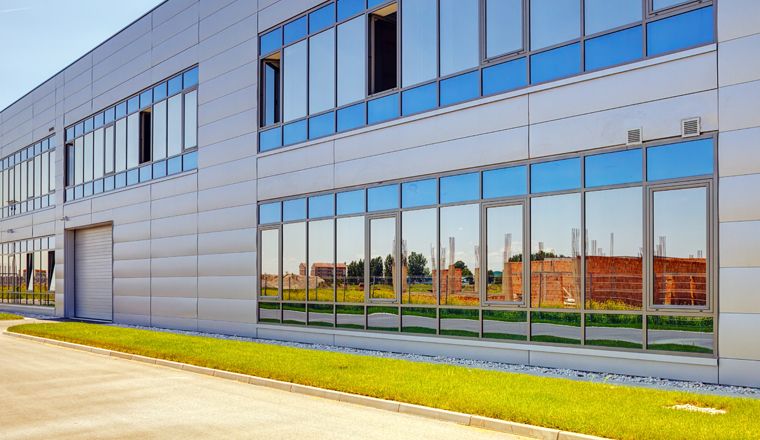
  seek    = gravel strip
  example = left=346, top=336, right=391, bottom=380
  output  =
left=94, top=323, right=760, bottom=399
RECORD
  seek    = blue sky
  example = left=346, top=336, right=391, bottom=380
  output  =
left=0, top=0, right=165, bottom=111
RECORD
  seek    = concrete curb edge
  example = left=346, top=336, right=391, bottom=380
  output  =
left=3, top=330, right=608, bottom=440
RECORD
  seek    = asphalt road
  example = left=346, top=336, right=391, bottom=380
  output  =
left=0, top=319, right=520, bottom=440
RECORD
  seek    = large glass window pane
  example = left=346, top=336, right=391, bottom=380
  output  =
left=531, top=158, right=581, bottom=193
left=440, top=204, right=480, bottom=306
left=93, top=128, right=104, bottom=180
left=647, top=139, right=713, bottom=181
left=401, top=179, right=436, bottom=208
left=152, top=101, right=167, bottom=160
left=337, top=103, right=365, bottom=132
left=283, top=198, right=307, bottom=221
left=585, top=0, right=641, bottom=35
left=440, top=0, right=479, bottom=77
left=284, top=16, right=307, bottom=45
left=284, top=41, right=308, bottom=122
left=367, top=306, right=398, bottom=331
left=530, top=193, right=581, bottom=308
left=336, top=305, right=364, bottom=328
left=13, top=164, right=20, bottom=206
left=486, top=205, right=523, bottom=302
left=483, top=166, right=527, bottom=199
left=184, top=90, right=197, bottom=149
left=586, top=187, right=643, bottom=310
left=260, top=28, right=282, bottom=55
left=486, top=0, right=522, bottom=58
left=440, top=173, right=479, bottom=204
left=308, top=304, right=334, bottom=327
left=283, top=222, right=307, bottom=301
left=401, top=0, right=437, bottom=87
left=483, top=311, right=527, bottom=340
left=104, top=126, right=115, bottom=175
left=531, top=43, right=581, bottom=84
left=647, top=316, right=713, bottom=353
left=260, top=229, right=280, bottom=297
left=367, top=93, right=399, bottom=124
left=653, top=187, right=707, bottom=307
left=440, top=309, right=479, bottom=337
left=402, top=83, right=437, bottom=116
left=74, top=137, right=84, bottom=185
left=167, top=94, right=182, bottom=157
left=259, top=202, right=281, bottom=224
left=309, top=29, right=336, bottom=115
left=531, top=312, right=581, bottom=344
left=83, top=133, right=94, bottom=183
left=34, top=156, right=41, bottom=198
left=647, top=7, right=713, bottom=56
left=338, top=0, right=364, bottom=21
left=337, top=189, right=365, bottom=215
left=309, top=4, right=335, bottom=33
left=368, top=184, right=398, bottom=211
left=586, top=314, right=643, bottom=349
left=127, top=113, right=140, bottom=169
left=259, top=303, right=281, bottom=323
left=337, top=17, right=366, bottom=106
left=402, top=208, right=437, bottom=305
left=402, top=308, right=436, bottom=334
left=440, top=72, right=479, bottom=107
left=369, top=217, right=396, bottom=300
left=530, top=0, right=580, bottom=50
left=482, top=58, right=528, bottom=96
left=585, top=150, right=642, bottom=188
left=585, top=26, right=643, bottom=71
left=283, top=303, right=307, bottom=325
left=309, top=220, right=335, bottom=302
left=309, top=194, right=334, bottom=218
left=41, top=153, right=49, bottom=195
left=337, top=216, right=365, bottom=303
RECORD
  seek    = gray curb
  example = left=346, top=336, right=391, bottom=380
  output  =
left=3, top=330, right=609, bottom=440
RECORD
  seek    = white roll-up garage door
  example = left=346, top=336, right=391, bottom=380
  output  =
left=75, top=226, right=113, bottom=321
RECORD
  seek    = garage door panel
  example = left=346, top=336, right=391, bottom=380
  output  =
left=75, top=226, right=113, bottom=321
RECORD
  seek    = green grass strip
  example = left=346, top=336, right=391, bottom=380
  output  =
left=8, top=322, right=760, bottom=440
left=0, top=312, right=23, bottom=320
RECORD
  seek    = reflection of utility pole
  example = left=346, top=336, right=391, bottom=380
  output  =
left=610, top=233, right=614, bottom=257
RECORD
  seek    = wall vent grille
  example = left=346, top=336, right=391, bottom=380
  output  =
left=682, top=118, right=701, bottom=138
left=627, top=127, right=643, bottom=146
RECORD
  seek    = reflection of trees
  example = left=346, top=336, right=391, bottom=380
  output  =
left=384, top=254, right=394, bottom=278
left=454, top=261, right=474, bottom=281
left=407, top=252, right=431, bottom=277
left=347, top=259, right=364, bottom=278
left=369, top=256, right=383, bottom=277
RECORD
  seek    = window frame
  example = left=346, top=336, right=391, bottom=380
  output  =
left=365, top=211, right=401, bottom=304
left=481, top=199, right=528, bottom=307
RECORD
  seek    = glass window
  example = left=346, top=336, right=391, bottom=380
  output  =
left=440, top=309, right=479, bottom=337
left=152, top=100, right=167, bottom=161
left=308, top=304, right=334, bottom=327
left=259, top=202, right=281, bottom=224
left=368, top=93, right=399, bottom=124
left=169, top=75, right=183, bottom=95
left=531, top=312, right=581, bottom=344
left=647, top=7, right=713, bottom=56
left=402, top=208, right=437, bottom=304
left=283, top=198, right=307, bottom=221
left=260, top=28, right=282, bottom=55
left=531, top=158, right=581, bottom=193
left=84, top=133, right=94, bottom=183
left=530, top=0, right=580, bottom=50
left=367, top=306, right=398, bottom=331
left=284, top=16, right=307, bottom=45
left=153, top=83, right=167, bottom=102
left=369, top=4, right=398, bottom=95
left=283, top=120, right=308, bottom=145
left=586, top=314, right=642, bottom=349
left=309, top=112, right=335, bottom=139
left=440, top=72, right=479, bottom=107
left=140, top=165, right=152, bottom=182
left=402, top=308, right=436, bottom=334
left=402, top=83, right=437, bottom=116
left=368, top=184, right=399, bottom=211
left=140, top=90, right=153, bottom=109
left=486, top=0, right=522, bottom=58
left=482, top=58, right=528, bottom=96
left=283, top=303, right=307, bottom=325
left=282, top=222, right=307, bottom=301
left=440, top=0, right=479, bottom=77
left=653, top=0, right=690, bottom=10
left=585, top=187, right=643, bottom=310
left=338, top=0, right=364, bottom=21
left=337, top=17, right=367, bottom=106
left=486, top=204, right=523, bottom=303
left=585, top=26, right=643, bottom=71
left=337, top=189, right=365, bottom=215
left=585, top=149, right=642, bottom=188
left=483, top=166, right=527, bottom=199
left=337, top=216, right=365, bottom=303
left=336, top=305, right=364, bottom=328
left=127, top=97, right=139, bottom=115
left=184, top=90, right=197, bottom=149
left=262, top=56, right=281, bottom=127
left=309, top=194, right=334, bottom=218
left=309, top=219, right=335, bottom=302
left=74, top=137, right=84, bottom=185
left=93, top=129, right=104, bottom=180
left=531, top=43, right=581, bottom=84
left=309, top=4, right=334, bottom=33
left=652, top=187, right=707, bottom=307
left=259, top=303, right=281, bottom=323
left=585, top=0, right=641, bottom=35
left=309, top=29, right=336, bottom=115
left=260, top=128, right=282, bottom=152
left=127, top=169, right=139, bottom=185
left=261, top=229, right=280, bottom=297
left=369, top=217, right=396, bottom=300
left=440, top=173, right=479, bottom=204
left=647, top=316, right=713, bottom=353
left=440, top=204, right=480, bottom=306
left=105, top=126, right=114, bottom=175
left=127, top=113, right=140, bottom=169
left=483, top=311, right=527, bottom=340
left=183, top=67, right=199, bottom=88
left=647, top=139, right=713, bottom=181
left=337, top=103, right=365, bottom=132
left=283, top=40, right=308, bottom=122
left=41, top=153, right=49, bottom=195
left=401, top=179, right=436, bottom=208
left=530, top=193, right=581, bottom=308
left=401, top=0, right=437, bottom=87
left=167, top=94, right=182, bottom=157
left=182, top=151, right=198, bottom=171
left=153, top=161, right=167, bottom=179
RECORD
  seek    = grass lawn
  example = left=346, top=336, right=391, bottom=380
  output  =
left=8, top=322, right=760, bottom=440
left=0, top=312, right=24, bottom=320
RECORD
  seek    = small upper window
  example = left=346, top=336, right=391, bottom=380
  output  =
left=262, top=53, right=281, bottom=127
left=369, top=4, right=398, bottom=95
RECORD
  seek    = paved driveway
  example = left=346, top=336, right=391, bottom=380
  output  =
left=0, top=320, right=519, bottom=440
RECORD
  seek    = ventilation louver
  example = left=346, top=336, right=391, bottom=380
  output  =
left=682, top=118, right=701, bottom=138
left=626, top=127, right=643, bottom=146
